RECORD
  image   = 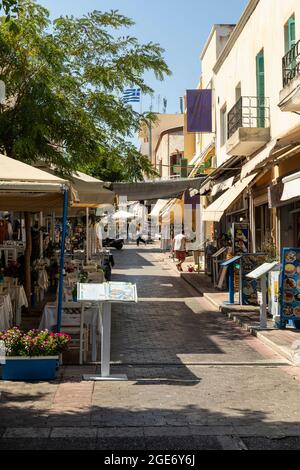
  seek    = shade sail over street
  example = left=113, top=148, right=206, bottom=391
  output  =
left=106, top=177, right=206, bottom=201
left=70, top=171, right=115, bottom=207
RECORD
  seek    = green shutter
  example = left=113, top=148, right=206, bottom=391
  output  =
left=288, top=16, right=296, bottom=50
left=256, top=51, right=265, bottom=128
left=180, top=158, right=188, bottom=178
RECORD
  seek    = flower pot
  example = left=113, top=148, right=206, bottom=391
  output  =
left=1, top=356, right=59, bottom=381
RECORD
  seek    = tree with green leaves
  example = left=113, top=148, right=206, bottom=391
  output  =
left=0, top=0, right=170, bottom=306
left=0, top=0, right=19, bottom=18
left=0, top=0, right=170, bottom=180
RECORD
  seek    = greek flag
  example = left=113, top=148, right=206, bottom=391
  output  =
left=123, top=88, right=141, bottom=103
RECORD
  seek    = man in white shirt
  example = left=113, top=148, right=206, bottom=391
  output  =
left=172, top=231, right=187, bottom=272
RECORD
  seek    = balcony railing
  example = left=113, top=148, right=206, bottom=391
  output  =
left=282, top=39, right=300, bottom=87
left=227, top=96, right=270, bottom=140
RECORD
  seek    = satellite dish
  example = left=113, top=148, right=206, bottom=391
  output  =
left=0, top=81, right=6, bottom=104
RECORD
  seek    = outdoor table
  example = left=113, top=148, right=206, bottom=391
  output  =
left=0, top=293, right=13, bottom=329
left=39, top=302, right=100, bottom=361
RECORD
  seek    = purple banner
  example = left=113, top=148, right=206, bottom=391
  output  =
left=186, top=89, right=212, bottom=133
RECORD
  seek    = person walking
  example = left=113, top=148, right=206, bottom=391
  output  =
left=136, top=225, right=147, bottom=247
left=172, top=230, right=187, bottom=271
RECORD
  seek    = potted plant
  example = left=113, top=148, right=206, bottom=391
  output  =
left=0, top=327, right=71, bottom=381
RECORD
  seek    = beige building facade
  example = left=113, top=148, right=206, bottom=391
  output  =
left=192, top=0, right=300, bottom=260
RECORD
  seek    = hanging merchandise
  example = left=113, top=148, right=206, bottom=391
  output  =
left=280, top=248, right=300, bottom=329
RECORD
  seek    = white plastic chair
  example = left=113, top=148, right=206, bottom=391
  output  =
left=60, top=302, right=89, bottom=364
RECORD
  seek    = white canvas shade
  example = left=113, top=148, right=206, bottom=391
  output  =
left=281, top=171, right=300, bottom=202
left=149, top=199, right=170, bottom=217
left=0, top=154, right=69, bottom=211
left=202, top=174, right=257, bottom=222
left=70, top=171, right=115, bottom=207
left=112, top=210, right=135, bottom=220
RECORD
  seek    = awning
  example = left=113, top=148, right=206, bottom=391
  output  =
left=202, top=174, right=257, bottom=222
left=281, top=172, right=300, bottom=202
left=107, top=177, right=206, bottom=201
left=0, top=154, right=69, bottom=211
left=241, top=125, right=300, bottom=179
left=161, top=198, right=184, bottom=225
left=241, top=140, right=278, bottom=179
left=189, top=141, right=215, bottom=178
left=70, top=171, right=115, bottom=207
left=149, top=199, right=170, bottom=217
left=211, top=176, right=235, bottom=196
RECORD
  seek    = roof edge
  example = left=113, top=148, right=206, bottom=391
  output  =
left=213, top=0, right=260, bottom=74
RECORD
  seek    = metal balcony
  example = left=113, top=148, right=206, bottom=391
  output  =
left=283, top=39, right=300, bottom=88
left=226, top=96, right=270, bottom=156
left=279, top=40, right=300, bottom=112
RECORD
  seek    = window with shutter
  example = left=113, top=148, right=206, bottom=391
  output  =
left=256, top=50, right=265, bottom=128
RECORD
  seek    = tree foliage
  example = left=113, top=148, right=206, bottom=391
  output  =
left=0, top=0, right=19, bottom=18
left=0, top=0, right=170, bottom=180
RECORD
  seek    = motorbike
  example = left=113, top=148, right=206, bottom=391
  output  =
left=103, top=238, right=124, bottom=250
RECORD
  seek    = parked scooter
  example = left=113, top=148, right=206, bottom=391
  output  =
left=103, top=238, right=124, bottom=250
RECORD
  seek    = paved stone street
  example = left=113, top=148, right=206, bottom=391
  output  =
left=1, top=246, right=300, bottom=450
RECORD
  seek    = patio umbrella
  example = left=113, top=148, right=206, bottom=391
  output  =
left=112, top=210, right=135, bottom=220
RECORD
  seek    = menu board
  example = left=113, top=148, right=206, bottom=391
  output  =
left=240, top=253, right=267, bottom=305
left=232, top=223, right=250, bottom=255
left=280, top=248, right=300, bottom=322
left=77, top=282, right=137, bottom=303
left=107, top=282, right=137, bottom=302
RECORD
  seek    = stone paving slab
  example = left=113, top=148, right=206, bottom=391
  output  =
left=1, top=247, right=300, bottom=450
left=203, top=291, right=300, bottom=363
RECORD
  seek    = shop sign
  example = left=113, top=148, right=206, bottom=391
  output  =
left=280, top=248, right=300, bottom=325
left=240, top=253, right=267, bottom=306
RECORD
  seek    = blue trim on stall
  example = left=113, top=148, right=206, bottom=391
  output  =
left=56, top=189, right=68, bottom=333
left=221, top=256, right=241, bottom=306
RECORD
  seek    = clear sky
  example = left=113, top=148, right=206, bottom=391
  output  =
left=39, top=0, right=248, bottom=115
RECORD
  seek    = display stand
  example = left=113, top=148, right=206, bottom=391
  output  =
left=212, top=247, right=227, bottom=287
left=220, top=256, right=241, bottom=305
left=246, top=262, right=278, bottom=329
left=77, top=282, right=138, bottom=381
left=239, top=253, right=267, bottom=306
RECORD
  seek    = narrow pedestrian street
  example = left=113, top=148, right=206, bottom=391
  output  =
left=1, top=245, right=300, bottom=450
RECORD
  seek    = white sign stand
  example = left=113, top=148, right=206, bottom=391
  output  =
left=77, top=282, right=137, bottom=382
left=246, top=262, right=279, bottom=329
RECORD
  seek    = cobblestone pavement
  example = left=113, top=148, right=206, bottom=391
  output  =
left=1, top=246, right=300, bottom=450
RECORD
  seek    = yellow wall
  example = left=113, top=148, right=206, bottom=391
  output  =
left=184, top=115, right=196, bottom=162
